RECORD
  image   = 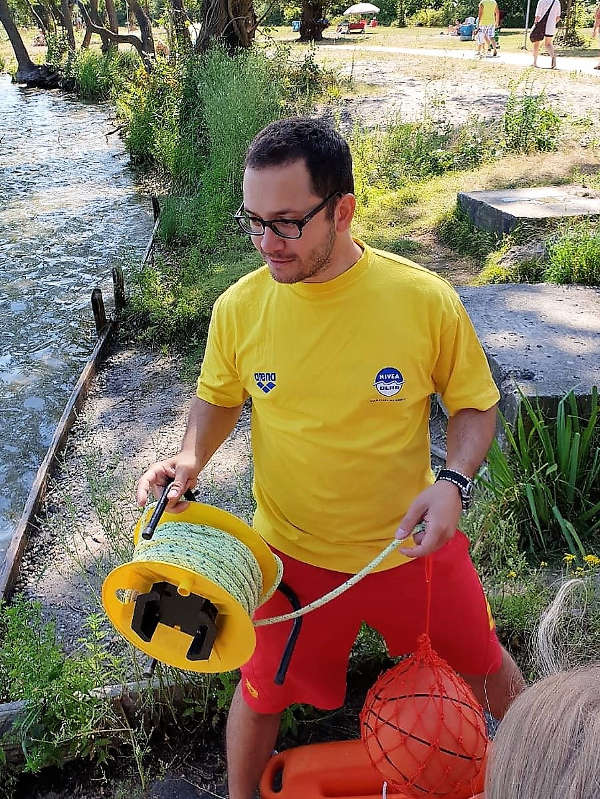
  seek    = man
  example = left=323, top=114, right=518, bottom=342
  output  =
left=476, top=0, right=500, bottom=56
left=136, top=117, right=525, bottom=799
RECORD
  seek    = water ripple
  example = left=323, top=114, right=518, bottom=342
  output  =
left=0, top=75, right=153, bottom=563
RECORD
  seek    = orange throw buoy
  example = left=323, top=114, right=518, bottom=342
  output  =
left=360, top=635, right=489, bottom=799
left=259, top=739, right=486, bottom=799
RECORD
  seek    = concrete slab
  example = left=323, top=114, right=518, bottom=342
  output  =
left=458, top=187, right=600, bottom=234
left=458, top=283, right=600, bottom=425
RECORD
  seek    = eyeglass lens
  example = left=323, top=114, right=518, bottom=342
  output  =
left=238, top=215, right=302, bottom=239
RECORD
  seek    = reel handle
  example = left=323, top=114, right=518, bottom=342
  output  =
left=142, top=480, right=197, bottom=540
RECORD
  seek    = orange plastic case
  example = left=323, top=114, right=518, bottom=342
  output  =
left=259, top=740, right=486, bottom=799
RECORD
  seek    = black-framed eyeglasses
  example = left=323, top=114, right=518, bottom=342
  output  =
left=233, top=192, right=342, bottom=240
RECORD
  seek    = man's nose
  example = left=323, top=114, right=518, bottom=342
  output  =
left=261, top=225, right=285, bottom=251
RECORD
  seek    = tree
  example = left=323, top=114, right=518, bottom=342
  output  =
left=77, top=0, right=156, bottom=67
left=0, top=0, right=59, bottom=83
left=194, top=0, right=256, bottom=49
left=554, top=0, right=585, bottom=46
left=299, top=0, right=327, bottom=40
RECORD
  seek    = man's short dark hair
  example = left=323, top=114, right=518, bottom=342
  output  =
left=245, top=117, right=354, bottom=200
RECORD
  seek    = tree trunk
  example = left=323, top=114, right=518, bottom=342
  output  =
left=105, top=0, right=118, bottom=35
left=89, top=0, right=113, bottom=52
left=61, top=0, right=76, bottom=47
left=299, top=0, right=326, bottom=41
left=555, top=0, right=584, bottom=45
left=78, top=0, right=153, bottom=67
left=171, top=0, right=192, bottom=52
left=0, top=0, right=60, bottom=83
left=195, top=0, right=255, bottom=50
left=128, top=0, right=155, bottom=55
left=33, top=1, right=55, bottom=32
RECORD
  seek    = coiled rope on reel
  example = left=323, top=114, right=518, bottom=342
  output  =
left=131, top=522, right=283, bottom=617
left=103, top=494, right=407, bottom=675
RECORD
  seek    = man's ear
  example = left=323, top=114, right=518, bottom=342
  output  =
left=335, top=193, right=357, bottom=232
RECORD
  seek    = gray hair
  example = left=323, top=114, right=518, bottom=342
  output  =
left=486, top=579, right=600, bottom=799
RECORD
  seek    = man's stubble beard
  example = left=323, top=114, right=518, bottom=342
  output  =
left=264, top=224, right=337, bottom=284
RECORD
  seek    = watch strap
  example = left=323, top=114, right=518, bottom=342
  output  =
left=435, top=468, right=474, bottom=510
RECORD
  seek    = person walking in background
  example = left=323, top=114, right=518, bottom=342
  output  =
left=593, top=3, right=600, bottom=69
left=476, top=0, right=500, bottom=57
left=531, top=0, right=561, bottom=68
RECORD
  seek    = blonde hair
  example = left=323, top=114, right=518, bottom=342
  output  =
left=487, top=579, right=600, bottom=799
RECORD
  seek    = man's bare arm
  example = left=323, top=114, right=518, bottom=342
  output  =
left=136, top=397, right=244, bottom=510
left=396, top=404, right=498, bottom=558
left=445, top=404, right=498, bottom=479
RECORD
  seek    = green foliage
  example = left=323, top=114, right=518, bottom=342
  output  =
left=475, top=252, right=547, bottom=285
left=0, top=597, right=121, bottom=773
left=120, top=45, right=287, bottom=247
left=70, top=50, right=140, bottom=101
left=464, top=501, right=528, bottom=579
left=408, top=7, right=447, bottom=26
left=480, top=388, right=600, bottom=560
left=503, top=80, right=561, bottom=154
left=45, top=31, right=70, bottom=68
left=122, top=245, right=260, bottom=351
left=488, top=578, right=552, bottom=677
left=436, top=205, right=500, bottom=259
left=351, top=114, right=494, bottom=204
left=545, top=223, right=600, bottom=285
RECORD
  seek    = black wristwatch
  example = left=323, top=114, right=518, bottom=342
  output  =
left=435, top=468, right=474, bottom=511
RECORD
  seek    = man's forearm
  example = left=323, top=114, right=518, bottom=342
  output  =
left=181, top=396, right=244, bottom=470
left=445, top=405, right=498, bottom=478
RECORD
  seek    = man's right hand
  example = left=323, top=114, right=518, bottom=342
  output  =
left=136, top=452, right=202, bottom=512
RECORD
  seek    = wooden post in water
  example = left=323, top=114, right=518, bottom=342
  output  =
left=91, top=288, right=107, bottom=335
left=112, top=266, right=126, bottom=313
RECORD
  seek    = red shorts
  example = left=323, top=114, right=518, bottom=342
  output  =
left=241, top=531, right=502, bottom=713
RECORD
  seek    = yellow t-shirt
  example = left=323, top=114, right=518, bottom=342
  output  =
left=479, top=0, right=498, bottom=25
left=197, top=242, right=499, bottom=574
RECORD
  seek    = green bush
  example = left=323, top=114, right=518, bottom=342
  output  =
left=480, top=388, right=600, bottom=560
left=71, top=50, right=139, bottom=101
left=0, top=597, right=120, bottom=773
left=545, top=224, right=600, bottom=285
left=503, top=80, right=561, bottom=154
left=123, top=245, right=260, bottom=351
left=436, top=205, right=500, bottom=259
left=408, top=7, right=447, bottom=25
left=351, top=114, right=495, bottom=200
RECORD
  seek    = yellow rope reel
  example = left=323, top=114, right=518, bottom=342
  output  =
left=102, top=498, right=280, bottom=673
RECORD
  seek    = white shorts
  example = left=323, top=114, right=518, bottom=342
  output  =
left=477, top=24, right=495, bottom=43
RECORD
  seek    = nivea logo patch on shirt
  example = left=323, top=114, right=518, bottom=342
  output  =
left=374, top=367, right=404, bottom=397
left=255, top=372, right=277, bottom=393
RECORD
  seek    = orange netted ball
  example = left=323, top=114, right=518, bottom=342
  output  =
left=360, top=635, right=489, bottom=799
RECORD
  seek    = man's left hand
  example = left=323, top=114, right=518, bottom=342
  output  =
left=394, top=481, right=462, bottom=558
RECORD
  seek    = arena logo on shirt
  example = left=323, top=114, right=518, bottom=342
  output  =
left=254, top=371, right=277, bottom=393
left=373, top=367, right=404, bottom=397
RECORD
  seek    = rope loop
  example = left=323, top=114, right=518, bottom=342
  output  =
left=131, top=522, right=406, bottom=626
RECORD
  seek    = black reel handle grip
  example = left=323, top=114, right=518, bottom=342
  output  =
left=141, top=480, right=197, bottom=540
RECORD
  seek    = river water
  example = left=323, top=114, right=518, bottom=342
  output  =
left=0, top=74, right=153, bottom=565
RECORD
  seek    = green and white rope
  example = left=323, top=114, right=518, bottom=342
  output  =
left=132, top=521, right=402, bottom=627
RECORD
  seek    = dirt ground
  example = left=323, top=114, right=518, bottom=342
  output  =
left=317, top=46, right=600, bottom=128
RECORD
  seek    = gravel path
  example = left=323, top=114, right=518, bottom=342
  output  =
left=15, top=345, right=254, bottom=650
left=316, top=44, right=600, bottom=127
